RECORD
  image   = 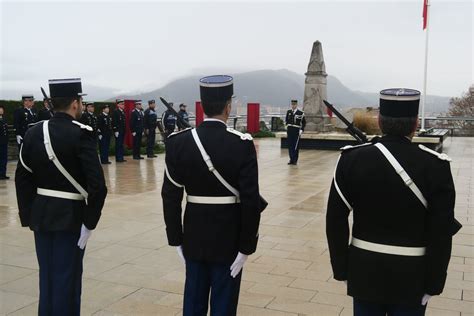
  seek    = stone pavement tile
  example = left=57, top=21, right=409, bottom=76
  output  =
left=81, top=278, right=141, bottom=313
left=0, top=247, right=38, bottom=270
left=440, top=288, right=463, bottom=300
left=0, top=272, right=38, bottom=297
left=445, top=278, right=474, bottom=291
left=103, top=288, right=181, bottom=315
left=453, top=245, right=474, bottom=258
left=270, top=265, right=332, bottom=282
left=242, top=271, right=295, bottom=287
left=449, top=271, right=467, bottom=280
left=236, top=305, right=298, bottom=316
left=464, top=290, right=474, bottom=301
left=455, top=234, right=474, bottom=246
left=311, top=292, right=353, bottom=308
left=128, top=247, right=186, bottom=269
left=116, top=228, right=168, bottom=250
left=266, top=297, right=342, bottom=315
left=0, top=264, right=35, bottom=285
left=426, top=308, right=461, bottom=316
left=453, top=257, right=467, bottom=264
left=153, top=293, right=183, bottom=308
left=253, top=255, right=312, bottom=270
left=465, top=273, right=474, bottom=281
left=87, top=244, right=153, bottom=264
left=83, top=257, right=125, bottom=279
left=0, top=227, right=35, bottom=250
left=450, top=263, right=474, bottom=273
left=289, top=278, right=347, bottom=295
left=239, top=291, right=275, bottom=308
left=254, top=248, right=293, bottom=259
left=244, top=262, right=277, bottom=274
left=91, top=220, right=159, bottom=244
left=0, top=289, right=37, bottom=315
left=246, top=283, right=316, bottom=301
left=7, top=302, right=38, bottom=315
left=429, top=296, right=474, bottom=313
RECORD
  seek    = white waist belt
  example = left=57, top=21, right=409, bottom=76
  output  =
left=287, top=124, right=301, bottom=128
left=37, top=188, right=84, bottom=201
left=351, top=237, right=426, bottom=256
left=187, top=195, right=240, bottom=204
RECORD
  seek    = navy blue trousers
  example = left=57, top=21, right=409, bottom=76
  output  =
left=115, top=132, right=125, bottom=161
left=287, top=128, right=300, bottom=163
left=132, top=132, right=142, bottom=158
left=146, top=129, right=156, bottom=156
left=34, top=231, right=84, bottom=316
left=354, top=299, right=427, bottom=316
left=183, top=260, right=242, bottom=316
left=99, top=134, right=111, bottom=163
left=0, top=143, right=7, bottom=177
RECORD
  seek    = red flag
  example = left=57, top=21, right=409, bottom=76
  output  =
left=422, top=0, right=428, bottom=30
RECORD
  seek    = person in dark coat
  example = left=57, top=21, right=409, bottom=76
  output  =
left=162, top=75, right=262, bottom=316
left=326, top=88, right=460, bottom=316
left=13, top=94, right=37, bottom=149
left=130, top=100, right=144, bottom=160
left=285, top=99, right=305, bottom=165
left=144, top=100, right=158, bottom=158
left=112, top=99, right=126, bottom=162
left=38, top=98, right=54, bottom=121
left=97, top=104, right=113, bottom=164
left=79, top=102, right=98, bottom=139
left=162, top=103, right=177, bottom=140
left=177, top=103, right=190, bottom=131
left=15, top=78, right=107, bottom=316
left=0, top=105, right=9, bottom=180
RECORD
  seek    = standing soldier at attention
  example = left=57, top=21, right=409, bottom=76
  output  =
left=162, top=75, right=262, bottom=316
left=0, top=105, right=9, bottom=180
left=162, top=102, right=177, bottom=140
left=13, top=94, right=37, bottom=149
left=144, top=99, right=158, bottom=158
left=80, top=102, right=98, bottom=140
left=15, top=78, right=107, bottom=315
left=130, top=100, right=144, bottom=160
left=177, top=103, right=190, bottom=131
left=285, top=99, right=305, bottom=165
left=97, top=104, right=113, bottom=164
left=326, top=88, right=460, bottom=316
left=112, top=99, right=126, bottom=163
left=38, top=98, right=54, bottom=121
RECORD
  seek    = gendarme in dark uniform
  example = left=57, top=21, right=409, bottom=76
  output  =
left=0, top=105, right=9, bottom=180
left=162, top=103, right=177, bottom=140
left=285, top=99, right=306, bottom=165
left=13, top=94, right=37, bottom=149
left=112, top=99, right=126, bottom=162
left=162, top=75, right=262, bottom=316
left=38, top=98, right=54, bottom=121
left=144, top=100, right=158, bottom=158
left=130, top=100, right=144, bottom=160
left=177, top=103, right=190, bottom=131
left=326, top=88, right=460, bottom=316
left=80, top=102, right=98, bottom=138
left=97, top=104, right=113, bottom=164
left=15, top=78, right=107, bottom=315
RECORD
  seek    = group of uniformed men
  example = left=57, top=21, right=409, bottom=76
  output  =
left=12, top=74, right=460, bottom=316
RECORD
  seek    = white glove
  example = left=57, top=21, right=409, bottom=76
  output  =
left=77, top=224, right=92, bottom=250
left=230, top=252, right=248, bottom=278
left=176, top=245, right=185, bottom=265
left=16, top=135, right=23, bottom=144
left=132, top=132, right=136, bottom=136
left=421, top=294, right=431, bottom=306
left=98, top=135, right=103, bottom=140
left=114, top=132, right=119, bottom=138
left=299, top=130, right=303, bottom=136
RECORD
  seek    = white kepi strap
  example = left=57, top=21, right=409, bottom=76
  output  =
left=374, top=143, right=428, bottom=208
left=191, top=129, right=240, bottom=199
left=42, top=121, right=89, bottom=204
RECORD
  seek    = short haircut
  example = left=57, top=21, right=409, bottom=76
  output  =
left=379, top=115, right=418, bottom=137
left=51, top=97, right=80, bottom=111
left=202, top=99, right=230, bottom=117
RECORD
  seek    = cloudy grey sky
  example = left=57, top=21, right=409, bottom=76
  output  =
left=1, top=0, right=472, bottom=100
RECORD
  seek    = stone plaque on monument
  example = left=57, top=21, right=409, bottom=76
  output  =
left=303, top=41, right=328, bottom=132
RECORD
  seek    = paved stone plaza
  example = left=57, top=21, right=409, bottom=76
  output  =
left=0, top=137, right=473, bottom=315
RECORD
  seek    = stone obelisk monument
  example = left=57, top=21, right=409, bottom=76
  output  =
left=303, top=41, right=328, bottom=132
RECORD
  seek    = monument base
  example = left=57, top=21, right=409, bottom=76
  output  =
left=277, top=129, right=449, bottom=153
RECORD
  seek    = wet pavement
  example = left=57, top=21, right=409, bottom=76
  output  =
left=0, top=137, right=472, bottom=315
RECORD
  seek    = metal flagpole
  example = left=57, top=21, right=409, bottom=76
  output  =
left=421, top=0, right=430, bottom=131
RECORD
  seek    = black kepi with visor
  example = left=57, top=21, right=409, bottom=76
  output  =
left=48, top=78, right=87, bottom=98
left=379, top=88, right=420, bottom=118
left=199, top=75, right=234, bottom=102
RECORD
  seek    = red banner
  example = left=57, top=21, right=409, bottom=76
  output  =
left=422, top=0, right=428, bottom=30
left=247, top=103, right=260, bottom=134
left=195, top=101, right=204, bottom=127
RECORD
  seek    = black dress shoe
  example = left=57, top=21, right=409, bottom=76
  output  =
left=106, top=161, right=112, bottom=164
left=0, top=176, right=9, bottom=180
left=139, top=156, right=144, bottom=159
left=116, top=159, right=127, bottom=163
left=147, top=155, right=157, bottom=158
